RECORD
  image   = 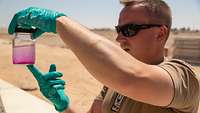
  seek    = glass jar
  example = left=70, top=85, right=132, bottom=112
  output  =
left=12, top=28, right=36, bottom=64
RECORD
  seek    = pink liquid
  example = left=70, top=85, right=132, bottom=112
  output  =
left=13, top=44, right=35, bottom=64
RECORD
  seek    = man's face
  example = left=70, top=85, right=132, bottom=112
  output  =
left=116, top=5, right=162, bottom=63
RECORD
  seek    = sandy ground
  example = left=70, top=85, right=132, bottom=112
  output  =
left=0, top=30, right=200, bottom=112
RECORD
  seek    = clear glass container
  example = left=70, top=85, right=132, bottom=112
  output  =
left=12, top=28, right=36, bottom=64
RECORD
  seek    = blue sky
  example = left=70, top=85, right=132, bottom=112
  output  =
left=0, top=0, right=200, bottom=29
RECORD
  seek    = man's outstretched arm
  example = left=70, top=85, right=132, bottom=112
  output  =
left=56, top=16, right=174, bottom=106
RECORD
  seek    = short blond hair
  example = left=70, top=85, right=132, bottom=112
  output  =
left=120, top=0, right=172, bottom=29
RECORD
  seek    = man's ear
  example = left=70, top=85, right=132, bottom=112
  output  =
left=157, top=25, right=168, bottom=41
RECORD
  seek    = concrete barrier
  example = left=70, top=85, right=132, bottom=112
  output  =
left=0, top=79, right=58, bottom=113
left=173, top=37, right=200, bottom=66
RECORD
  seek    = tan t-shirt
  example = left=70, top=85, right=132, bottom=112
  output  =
left=95, top=59, right=200, bottom=113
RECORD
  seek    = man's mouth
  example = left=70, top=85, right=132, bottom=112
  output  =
left=120, top=44, right=130, bottom=52
left=123, top=48, right=130, bottom=52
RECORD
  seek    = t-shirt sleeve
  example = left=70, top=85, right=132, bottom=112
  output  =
left=159, top=60, right=200, bottom=112
left=95, top=86, right=109, bottom=101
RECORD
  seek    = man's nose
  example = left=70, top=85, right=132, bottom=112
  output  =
left=116, top=34, right=127, bottom=43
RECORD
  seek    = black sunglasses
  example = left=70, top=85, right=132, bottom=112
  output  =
left=115, top=24, right=163, bottom=37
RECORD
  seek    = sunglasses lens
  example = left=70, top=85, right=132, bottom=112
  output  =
left=115, top=25, right=137, bottom=37
left=121, top=25, right=137, bottom=37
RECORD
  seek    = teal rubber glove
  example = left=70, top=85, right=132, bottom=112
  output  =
left=27, top=64, right=70, bottom=112
left=8, top=7, right=65, bottom=39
